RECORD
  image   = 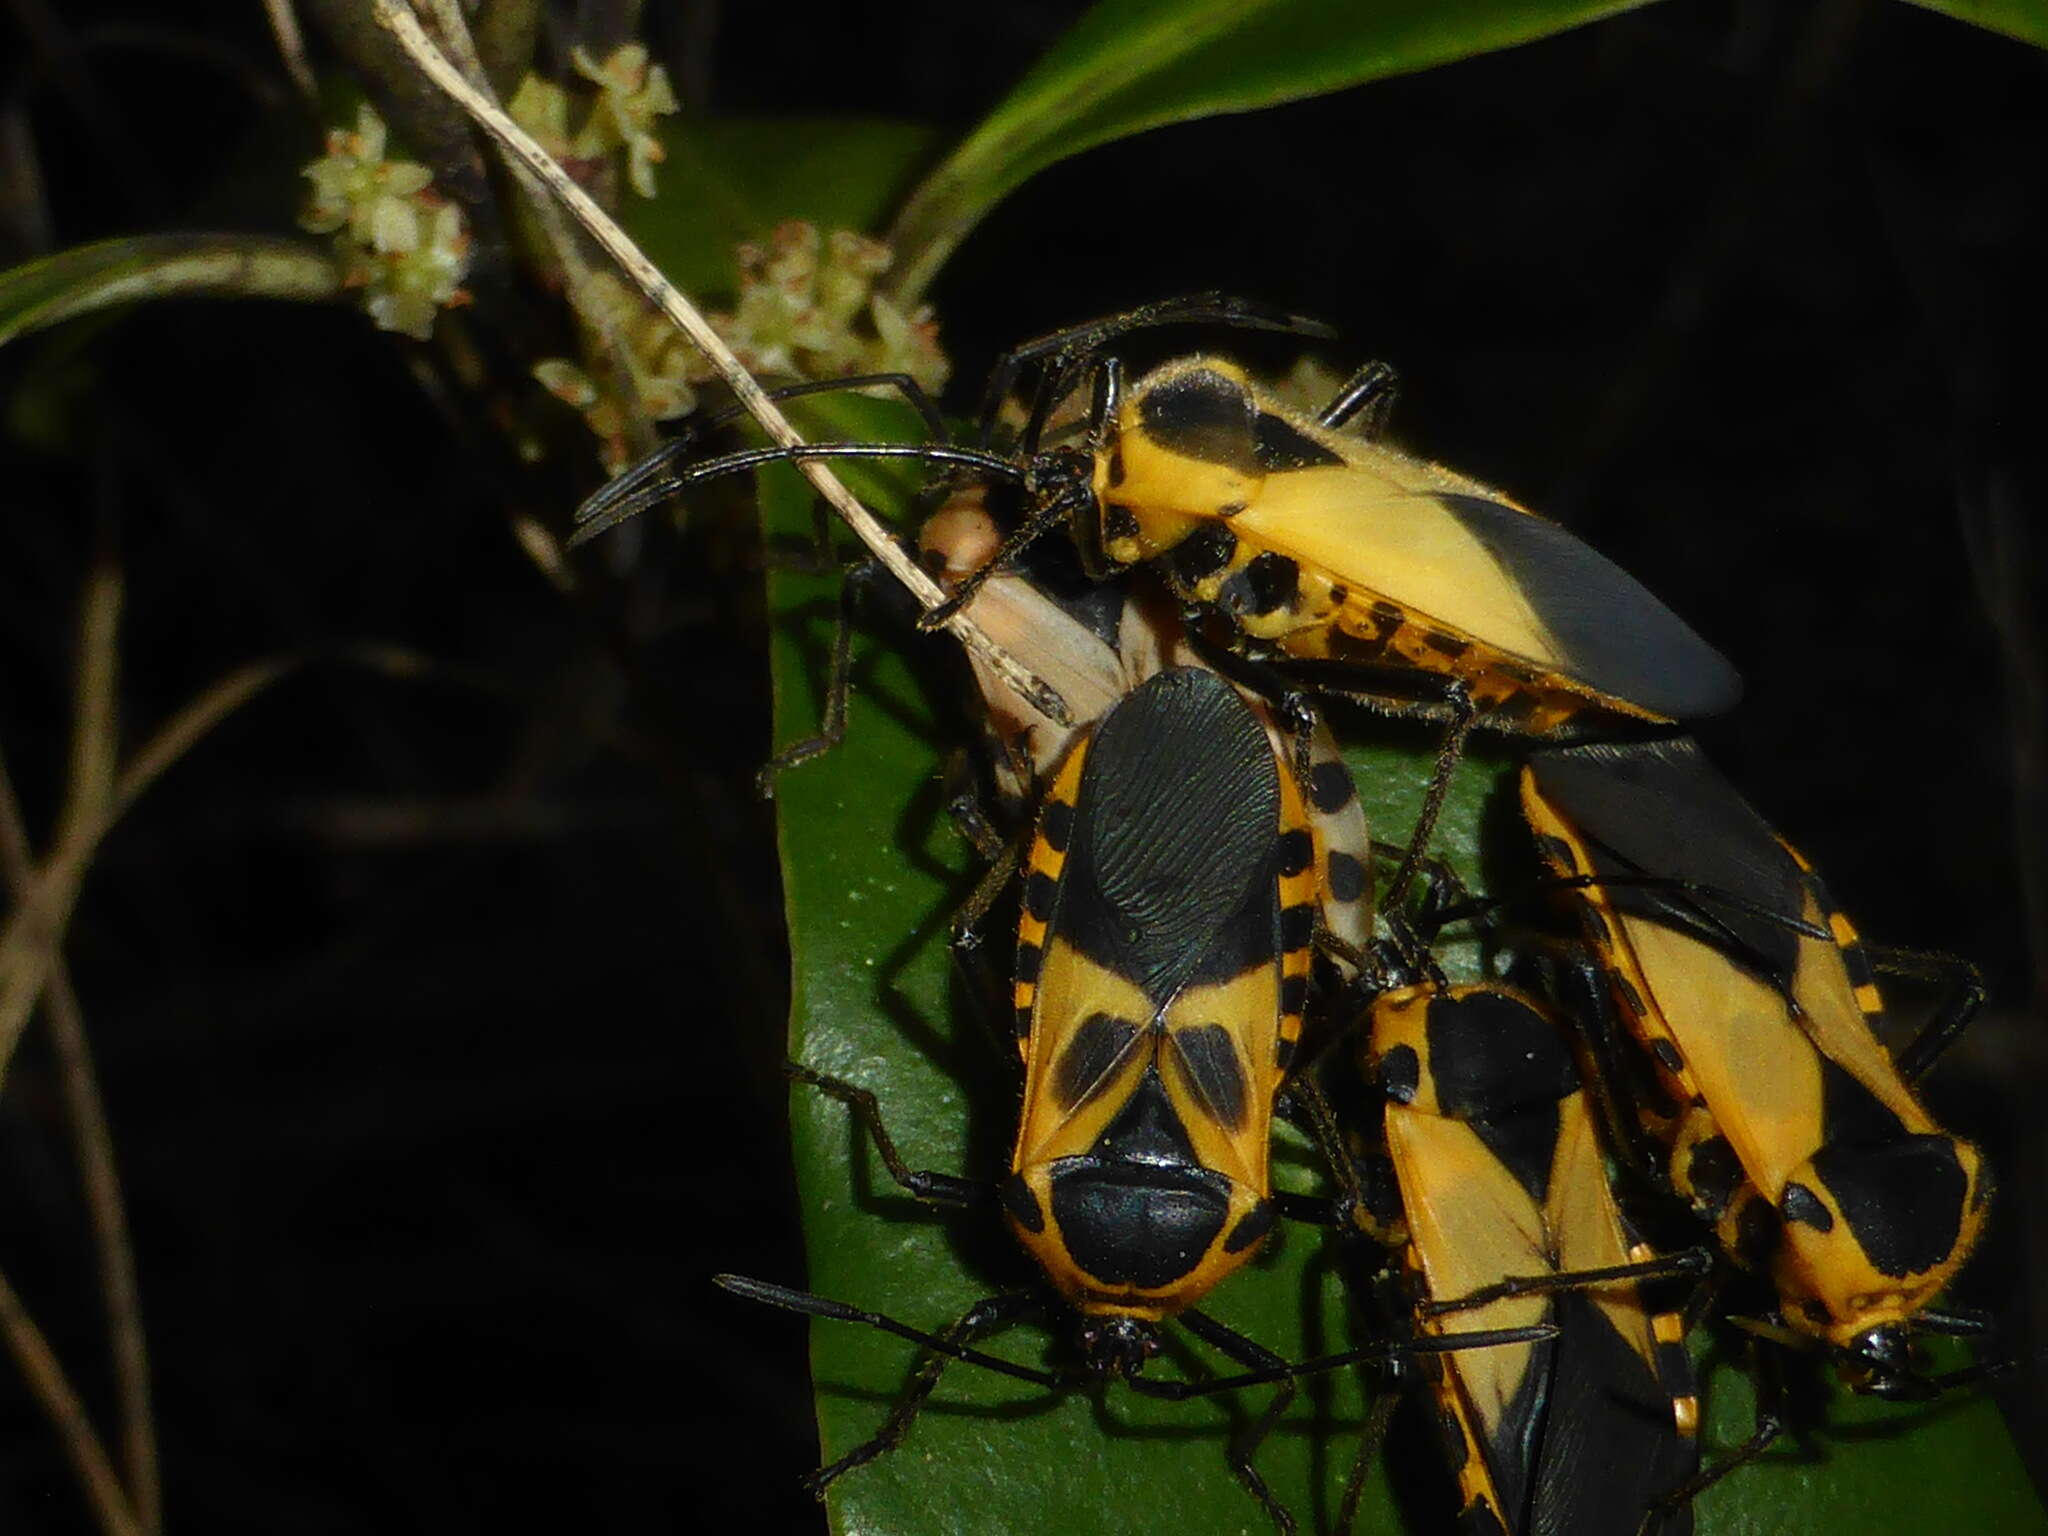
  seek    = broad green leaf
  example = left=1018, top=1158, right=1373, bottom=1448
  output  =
left=761, top=459, right=2045, bottom=1534
left=1899, top=0, right=2048, bottom=47
left=625, top=117, right=942, bottom=298
left=883, top=0, right=1653, bottom=304
left=0, top=234, right=340, bottom=348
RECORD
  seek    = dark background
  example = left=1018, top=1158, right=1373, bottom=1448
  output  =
left=0, top=0, right=2043, bottom=1530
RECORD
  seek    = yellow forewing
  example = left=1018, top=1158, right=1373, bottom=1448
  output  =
left=1386, top=1105, right=1550, bottom=1438
left=1619, top=917, right=1818, bottom=1203
left=1547, top=1096, right=1660, bottom=1365
left=1163, top=964, right=1281, bottom=1193
left=1012, top=946, right=1153, bottom=1171
left=1228, top=467, right=1557, bottom=666
left=1784, top=893, right=1933, bottom=1133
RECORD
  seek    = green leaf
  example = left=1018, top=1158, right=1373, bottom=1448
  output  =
left=762, top=466, right=2046, bottom=1533
left=1897, top=0, right=2048, bottom=47
left=0, top=234, right=341, bottom=349
left=884, top=0, right=1655, bottom=304
left=624, top=117, right=942, bottom=299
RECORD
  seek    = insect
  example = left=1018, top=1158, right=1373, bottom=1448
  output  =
left=917, top=493, right=1374, bottom=963
left=723, top=664, right=1546, bottom=1533
left=573, top=296, right=1743, bottom=745
left=1518, top=736, right=1992, bottom=1401
left=1354, top=960, right=1703, bottom=1536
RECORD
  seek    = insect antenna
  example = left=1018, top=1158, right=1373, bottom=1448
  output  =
left=1124, top=1320, right=1561, bottom=1398
left=712, top=1274, right=1066, bottom=1390
left=567, top=441, right=1029, bottom=547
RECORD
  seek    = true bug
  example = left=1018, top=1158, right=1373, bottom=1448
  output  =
left=1354, top=965, right=1703, bottom=1536
left=726, top=665, right=1547, bottom=1533
left=573, top=296, right=1743, bottom=744
left=918, top=494, right=1374, bottom=966
left=1315, top=859, right=1703, bottom=1536
left=1518, top=737, right=1992, bottom=1401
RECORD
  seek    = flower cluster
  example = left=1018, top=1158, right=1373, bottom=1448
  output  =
left=538, top=222, right=948, bottom=473
left=533, top=270, right=705, bottom=472
left=300, top=104, right=471, bottom=342
left=696, top=222, right=947, bottom=395
left=507, top=44, right=678, bottom=200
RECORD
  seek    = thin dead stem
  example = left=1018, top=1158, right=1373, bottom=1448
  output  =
left=259, top=0, right=319, bottom=104
left=0, top=1264, right=144, bottom=1536
left=367, top=0, right=1071, bottom=729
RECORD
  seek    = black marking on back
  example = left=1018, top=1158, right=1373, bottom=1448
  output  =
left=1054, top=1012, right=1142, bottom=1112
left=1103, top=502, right=1142, bottom=542
left=1171, top=1022, right=1249, bottom=1131
left=1050, top=1066, right=1233, bottom=1289
left=1279, top=901, right=1315, bottom=951
left=1472, top=1101, right=1564, bottom=1206
left=1167, top=523, right=1238, bottom=584
left=1253, top=411, right=1347, bottom=471
left=1685, top=1135, right=1743, bottom=1219
left=1809, top=1135, right=1967, bottom=1279
left=1380, top=1042, right=1422, bottom=1105
left=1424, top=991, right=1579, bottom=1121
left=1781, top=1182, right=1833, bottom=1232
left=1224, top=1202, right=1274, bottom=1254
left=1136, top=367, right=1261, bottom=473
left=1527, top=738, right=1804, bottom=988
left=1221, top=552, right=1301, bottom=618
left=1277, top=829, right=1313, bottom=877
left=1435, top=493, right=1742, bottom=718
left=1328, top=850, right=1367, bottom=903
left=1041, top=799, right=1075, bottom=853
left=1279, top=973, right=1308, bottom=1020
left=1024, top=870, right=1057, bottom=922
left=1818, top=1055, right=1908, bottom=1148
left=1054, top=668, right=1281, bottom=1004
left=998, top=1173, right=1046, bottom=1233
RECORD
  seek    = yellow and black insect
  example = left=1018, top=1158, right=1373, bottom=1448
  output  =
left=721, top=665, right=1545, bottom=1533
left=918, top=494, right=1374, bottom=960
left=574, top=296, right=1742, bottom=740
left=1519, top=736, right=1992, bottom=1397
left=1357, top=966, right=1702, bottom=1536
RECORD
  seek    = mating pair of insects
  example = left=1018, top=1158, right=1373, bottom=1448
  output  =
left=574, top=296, right=1992, bottom=1535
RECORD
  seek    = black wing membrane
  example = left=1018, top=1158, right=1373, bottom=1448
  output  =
left=1529, top=1290, right=1696, bottom=1536
left=1524, top=737, right=1804, bottom=987
left=1438, top=495, right=1743, bottom=720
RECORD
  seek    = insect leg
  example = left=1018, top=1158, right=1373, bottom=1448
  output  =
left=914, top=485, right=1089, bottom=631
left=1275, top=1074, right=1371, bottom=1233
left=1336, top=1389, right=1400, bottom=1536
left=1640, top=1339, right=1786, bottom=1528
left=756, top=559, right=878, bottom=796
left=786, top=1062, right=987, bottom=1208
left=1868, top=945, right=1987, bottom=1083
left=1380, top=683, right=1477, bottom=917
left=745, top=1286, right=1048, bottom=1507
left=1548, top=950, right=1683, bottom=1198
left=1416, top=1247, right=1712, bottom=1319
left=1176, top=1309, right=1302, bottom=1536
left=1316, top=360, right=1401, bottom=437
